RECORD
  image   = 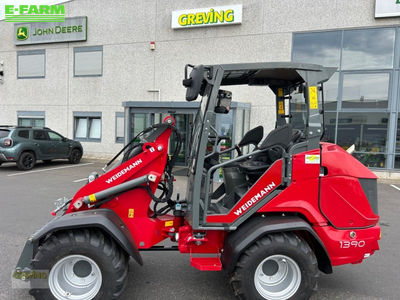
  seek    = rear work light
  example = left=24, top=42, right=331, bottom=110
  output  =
left=3, top=138, right=12, bottom=147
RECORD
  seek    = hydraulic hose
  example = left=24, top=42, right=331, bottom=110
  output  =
left=83, top=175, right=154, bottom=204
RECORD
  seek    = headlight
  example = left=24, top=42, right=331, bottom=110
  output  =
left=88, top=172, right=99, bottom=183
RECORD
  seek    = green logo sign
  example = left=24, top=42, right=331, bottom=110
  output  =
left=16, top=26, right=29, bottom=40
left=5, top=5, right=65, bottom=22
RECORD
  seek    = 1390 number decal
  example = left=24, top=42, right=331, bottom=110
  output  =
left=339, top=240, right=366, bottom=248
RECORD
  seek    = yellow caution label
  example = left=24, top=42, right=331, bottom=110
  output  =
left=165, top=220, right=174, bottom=227
left=305, top=154, right=320, bottom=164
left=309, top=86, right=318, bottom=110
left=277, top=88, right=284, bottom=97
left=278, top=101, right=285, bottom=115
left=88, top=194, right=96, bottom=203
left=128, top=209, right=134, bottom=218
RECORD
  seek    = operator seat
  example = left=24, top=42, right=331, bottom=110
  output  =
left=238, top=124, right=293, bottom=179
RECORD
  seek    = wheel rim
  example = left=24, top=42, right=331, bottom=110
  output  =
left=254, top=254, right=301, bottom=300
left=72, top=150, right=81, bottom=163
left=49, top=255, right=102, bottom=300
left=23, top=155, right=33, bottom=168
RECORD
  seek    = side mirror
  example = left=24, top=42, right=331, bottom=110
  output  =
left=238, top=126, right=264, bottom=147
left=183, top=65, right=205, bottom=101
left=214, top=90, right=232, bottom=114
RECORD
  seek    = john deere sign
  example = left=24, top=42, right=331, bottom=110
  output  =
left=16, top=27, right=29, bottom=41
left=14, top=16, right=87, bottom=45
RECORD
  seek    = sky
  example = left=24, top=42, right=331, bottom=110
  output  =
left=0, top=0, right=70, bottom=20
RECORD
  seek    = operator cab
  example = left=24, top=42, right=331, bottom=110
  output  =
left=183, top=63, right=336, bottom=228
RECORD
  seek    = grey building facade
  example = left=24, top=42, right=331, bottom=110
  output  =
left=0, top=0, right=399, bottom=174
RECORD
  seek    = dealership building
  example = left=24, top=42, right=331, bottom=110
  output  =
left=0, top=0, right=400, bottom=174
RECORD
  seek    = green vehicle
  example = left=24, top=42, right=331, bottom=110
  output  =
left=0, top=125, right=83, bottom=170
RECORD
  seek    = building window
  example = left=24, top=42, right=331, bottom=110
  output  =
left=17, top=111, right=45, bottom=127
left=115, top=112, right=125, bottom=143
left=73, top=112, right=102, bottom=142
left=341, top=73, right=390, bottom=109
left=292, top=31, right=342, bottom=67
left=341, top=28, right=395, bottom=70
left=17, top=49, right=45, bottom=79
left=292, top=27, right=397, bottom=169
left=336, top=112, right=389, bottom=168
left=74, top=46, right=103, bottom=77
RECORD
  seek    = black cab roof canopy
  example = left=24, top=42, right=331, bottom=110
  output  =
left=183, top=62, right=336, bottom=100
left=218, top=62, right=336, bottom=87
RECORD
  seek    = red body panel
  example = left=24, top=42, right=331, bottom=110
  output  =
left=206, top=159, right=282, bottom=224
left=319, top=143, right=379, bottom=229
left=320, top=176, right=379, bottom=228
left=313, top=224, right=380, bottom=266
left=257, top=145, right=380, bottom=266
left=66, top=126, right=178, bottom=249
left=258, top=178, right=326, bottom=225
left=258, top=149, right=326, bottom=225
left=190, top=257, right=222, bottom=271
left=320, top=143, right=377, bottom=179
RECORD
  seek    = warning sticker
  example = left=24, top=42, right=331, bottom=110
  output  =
left=278, top=88, right=284, bottom=97
left=278, top=101, right=284, bottom=115
left=165, top=221, right=174, bottom=227
left=128, top=209, right=134, bottom=218
left=309, top=86, right=318, bottom=110
left=305, top=154, right=320, bottom=164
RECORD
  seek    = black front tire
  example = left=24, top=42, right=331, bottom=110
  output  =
left=17, top=152, right=36, bottom=170
left=230, top=232, right=318, bottom=300
left=69, top=148, right=82, bottom=164
left=30, top=229, right=129, bottom=300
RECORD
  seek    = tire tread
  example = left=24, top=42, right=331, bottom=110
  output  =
left=30, top=228, right=128, bottom=300
left=230, top=232, right=318, bottom=300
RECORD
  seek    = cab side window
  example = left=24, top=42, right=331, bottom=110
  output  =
left=48, top=131, right=63, bottom=141
left=33, top=130, right=49, bottom=141
left=18, top=130, right=29, bottom=139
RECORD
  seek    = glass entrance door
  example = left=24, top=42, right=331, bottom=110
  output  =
left=130, top=112, right=193, bottom=166
left=169, top=113, right=193, bottom=165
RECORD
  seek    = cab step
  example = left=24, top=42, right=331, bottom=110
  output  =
left=190, top=257, right=222, bottom=271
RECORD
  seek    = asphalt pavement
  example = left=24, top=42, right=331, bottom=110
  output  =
left=0, top=159, right=399, bottom=300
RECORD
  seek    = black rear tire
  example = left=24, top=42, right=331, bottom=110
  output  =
left=230, top=232, right=318, bottom=300
left=30, top=229, right=129, bottom=300
left=69, top=148, right=82, bottom=164
left=17, top=152, right=36, bottom=170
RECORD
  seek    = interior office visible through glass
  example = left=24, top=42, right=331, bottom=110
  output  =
left=292, top=27, right=397, bottom=169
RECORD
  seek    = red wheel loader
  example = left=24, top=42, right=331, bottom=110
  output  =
left=14, top=62, right=380, bottom=300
